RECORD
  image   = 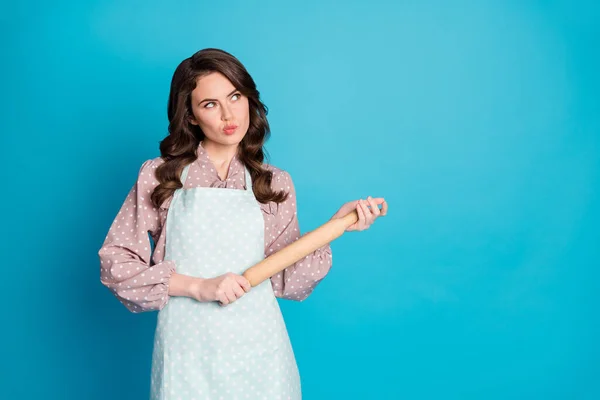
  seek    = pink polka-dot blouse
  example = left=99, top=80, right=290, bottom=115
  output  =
left=98, top=143, right=333, bottom=313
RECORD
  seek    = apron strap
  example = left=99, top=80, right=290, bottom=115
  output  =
left=180, top=163, right=191, bottom=187
left=244, top=166, right=253, bottom=191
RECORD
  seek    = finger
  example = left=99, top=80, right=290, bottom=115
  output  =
left=380, top=200, right=388, bottom=216
left=367, top=196, right=381, bottom=217
left=232, top=284, right=245, bottom=299
left=236, top=276, right=252, bottom=292
left=356, top=200, right=366, bottom=228
left=370, top=197, right=386, bottom=214
left=357, top=200, right=368, bottom=229
left=361, top=200, right=373, bottom=226
left=238, top=275, right=251, bottom=292
left=218, top=295, right=229, bottom=306
left=224, top=290, right=237, bottom=304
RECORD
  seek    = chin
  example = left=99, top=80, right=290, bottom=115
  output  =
left=207, top=133, right=246, bottom=146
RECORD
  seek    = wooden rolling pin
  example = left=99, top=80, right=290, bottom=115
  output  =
left=243, top=205, right=383, bottom=286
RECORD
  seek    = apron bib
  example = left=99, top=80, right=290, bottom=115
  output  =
left=149, top=163, right=301, bottom=400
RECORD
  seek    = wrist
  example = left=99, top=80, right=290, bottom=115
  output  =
left=189, top=277, right=208, bottom=301
left=168, top=273, right=203, bottom=299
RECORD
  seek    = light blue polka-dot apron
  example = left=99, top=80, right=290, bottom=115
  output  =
left=150, top=163, right=301, bottom=400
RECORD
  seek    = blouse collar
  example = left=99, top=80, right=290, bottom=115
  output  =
left=195, top=141, right=245, bottom=188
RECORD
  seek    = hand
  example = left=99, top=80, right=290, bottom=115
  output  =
left=190, top=272, right=252, bottom=306
left=330, top=196, right=387, bottom=232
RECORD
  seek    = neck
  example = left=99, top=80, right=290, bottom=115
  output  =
left=200, top=140, right=238, bottom=167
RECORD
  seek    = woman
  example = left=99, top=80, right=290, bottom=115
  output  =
left=98, top=48, right=386, bottom=399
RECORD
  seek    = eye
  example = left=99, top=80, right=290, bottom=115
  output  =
left=204, top=102, right=216, bottom=109
left=232, top=93, right=241, bottom=101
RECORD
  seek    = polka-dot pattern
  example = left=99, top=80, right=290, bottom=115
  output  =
left=150, top=164, right=301, bottom=399
left=98, top=142, right=332, bottom=313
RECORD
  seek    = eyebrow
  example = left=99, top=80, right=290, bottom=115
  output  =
left=198, top=88, right=239, bottom=105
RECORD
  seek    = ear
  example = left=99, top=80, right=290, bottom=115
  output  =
left=189, top=116, right=198, bottom=126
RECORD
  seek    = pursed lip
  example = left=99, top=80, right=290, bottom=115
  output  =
left=223, top=124, right=238, bottom=132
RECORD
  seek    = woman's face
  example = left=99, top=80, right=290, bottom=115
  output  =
left=189, top=72, right=250, bottom=147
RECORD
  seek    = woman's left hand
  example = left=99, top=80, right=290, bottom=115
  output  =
left=330, top=196, right=387, bottom=232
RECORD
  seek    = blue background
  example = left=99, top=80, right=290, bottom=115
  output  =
left=2, top=0, right=598, bottom=398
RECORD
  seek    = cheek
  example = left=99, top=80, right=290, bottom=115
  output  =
left=233, top=101, right=250, bottom=121
left=195, top=109, right=220, bottom=130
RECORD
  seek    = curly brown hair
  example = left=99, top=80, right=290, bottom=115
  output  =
left=150, top=48, right=289, bottom=209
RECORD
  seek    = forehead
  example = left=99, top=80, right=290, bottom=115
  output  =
left=192, top=72, right=235, bottom=98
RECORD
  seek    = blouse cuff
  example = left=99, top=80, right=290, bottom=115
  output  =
left=154, top=260, right=177, bottom=311
left=124, top=260, right=177, bottom=313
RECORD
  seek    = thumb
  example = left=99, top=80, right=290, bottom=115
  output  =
left=236, top=274, right=252, bottom=292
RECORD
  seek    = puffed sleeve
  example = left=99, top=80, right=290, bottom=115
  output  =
left=98, top=159, right=177, bottom=313
left=267, top=170, right=333, bottom=301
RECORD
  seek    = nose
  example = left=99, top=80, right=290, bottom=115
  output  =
left=221, top=103, right=233, bottom=121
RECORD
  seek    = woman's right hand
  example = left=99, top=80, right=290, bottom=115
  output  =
left=191, top=272, right=252, bottom=306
